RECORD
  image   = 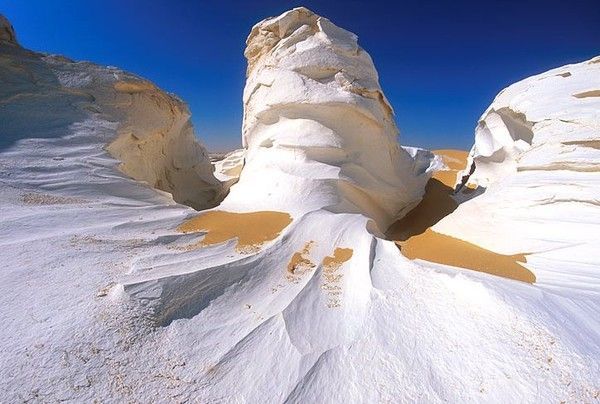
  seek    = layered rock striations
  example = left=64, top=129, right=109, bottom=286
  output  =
left=461, top=57, right=600, bottom=188
left=105, top=80, right=223, bottom=210
left=436, top=56, right=600, bottom=291
left=233, top=7, right=430, bottom=229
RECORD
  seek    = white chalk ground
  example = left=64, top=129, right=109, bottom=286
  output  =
left=1, top=8, right=599, bottom=403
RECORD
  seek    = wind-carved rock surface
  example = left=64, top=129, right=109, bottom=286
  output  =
left=237, top=7, right=428, bottom=228
left=1, top=10, right=599, bottom=403
left=0, top=19, right=222, bottom=209
left=437, top=56, right=600, bottom=292
left=122, top=5, right=433, bottom=349
left=105, top=80, right=223, bottom=210
left=460, top=57, right=600, bottom=188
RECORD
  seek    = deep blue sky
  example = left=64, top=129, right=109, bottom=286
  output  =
left=3, top=0, right=599, bottom=151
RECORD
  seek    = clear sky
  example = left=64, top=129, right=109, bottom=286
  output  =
left=3, top=0, right=599, bottom=151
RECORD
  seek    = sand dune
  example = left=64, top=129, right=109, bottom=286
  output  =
left=388, top=149, right=535, bottom=283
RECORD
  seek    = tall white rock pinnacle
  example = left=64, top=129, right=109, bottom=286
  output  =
left=230, top=7, right=431, bottom=230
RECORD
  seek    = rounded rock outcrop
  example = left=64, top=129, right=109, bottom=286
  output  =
left=0, top=14, right=18, bottom=45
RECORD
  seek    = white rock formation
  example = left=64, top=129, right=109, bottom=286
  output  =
left=234, top=7, right=430, bottom=229
left=460, top=57, right=600, bottom=188
left=438, top=56, right=600, bottom=291
left=122, top=5, right=433, bottom=360
left=1, top=9, right=598, bottom=403
left=105, top=80, right=223, bottom=210
left=0, top=19, right=222, bottom=209
left=211, top=148, right=245, bottom=194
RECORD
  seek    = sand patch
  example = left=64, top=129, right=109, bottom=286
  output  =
left=433, top=149, right=470, bottom=173
left=321, top=247, right=353, bottom=308
left=387, top=149, right=467, bottom=241
left=387, top=178, right=458, bottom=241
left=397, top=229, right=535, bottom=283
left=286, top=241, right=316, bottom=283
left=432, top=149, right=477, bottom=189
left=388, top=149, right=535, bottom=283
left=113, top=81, right=156, bottom=93
left=177, top=210, right=292, bottom=253
left=573, top=90, right=600, bottom=98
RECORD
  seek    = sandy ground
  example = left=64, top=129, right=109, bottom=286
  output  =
left=287, top=241, right=317, bottom=276
left=321, top=247, right=354, bottom=308
left=178, top=210, right=292, bottom=252
left=388, top=149, right=536, bottom=283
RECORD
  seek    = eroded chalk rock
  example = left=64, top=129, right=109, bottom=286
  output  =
left=232, top=7, right=431, bottom=230
left=2, top=10, right=598, bottom=403
left=0, top=13, right=222, bottom=209
left=460, top=56, right=600, bottom=188
left=437, top=55, right=600, bottom=291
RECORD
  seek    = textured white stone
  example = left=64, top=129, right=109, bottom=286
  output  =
left=438, top=56, right=600, bottom=294
left=461, top=56, right=600, bottom=187
left=232, top=7, right=430, bottom=229
left=0, top=9, right=598, bottom=403
left=0, top=26, right=222, bottom=209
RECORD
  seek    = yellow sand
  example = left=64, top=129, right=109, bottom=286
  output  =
left=322, top=248, right=353, bottom=269
left=388, top=149, right=536, bottom=283
left=433, top=149, right=470, bottom=173
left=321, top=248, right=353, bottom=308
left=397, top=229, right=535, bottom=283
left=178, top=210, right=292, bottom=252
left=387, top=178, right=458, bottom=241
left=286, top=241, right=316, bottom=283
left=387, top=149, right=465, bottom=241
left=224, top=164, right=243, bottom=177
left=573, top=90, right=600, bottom=98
